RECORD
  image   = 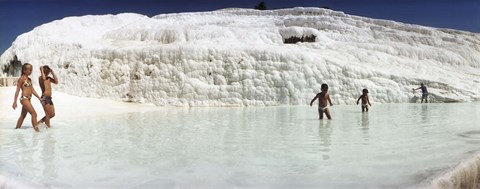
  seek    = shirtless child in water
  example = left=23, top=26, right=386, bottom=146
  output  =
left=310, top=84, right=333, bottom=119
left=38, top=65, right=58, bottom=128
left=356, top=89, right=372, bottom=112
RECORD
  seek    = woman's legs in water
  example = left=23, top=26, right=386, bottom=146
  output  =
left=15, top=106, right=27, bottom=129
left=21, top=99, right=39, bottom=132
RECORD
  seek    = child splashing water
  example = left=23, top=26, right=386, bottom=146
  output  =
left=39, top=65, right=58, bottom=128
left=12, top=63, right=41, bottom=132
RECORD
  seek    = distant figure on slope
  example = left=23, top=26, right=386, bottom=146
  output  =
left=413, top=83, right=428, bottom=103
left=310, top=83, right=334, bottom=119
left=12, top=63, right=41, bottom=132
left=356, top=88, right=372, bottom=112
left=38, top=65, right=58, bottom=128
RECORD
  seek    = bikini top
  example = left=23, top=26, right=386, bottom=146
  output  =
left=22, top=77, right=32, bottom=87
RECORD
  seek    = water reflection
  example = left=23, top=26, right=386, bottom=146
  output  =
left=42, top=131, right=58, bottom=183
left=360, top=113, right=370, bottom=145
left=318, top=120, right=332, bottom=161
left=420, top=104, right=428, bottom=123
left=361, top=113, right=369, bottom=129
left=2, top=103, right=480, bottom=188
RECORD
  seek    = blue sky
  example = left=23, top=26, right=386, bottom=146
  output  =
left=0, top=0, right=479, bottom=53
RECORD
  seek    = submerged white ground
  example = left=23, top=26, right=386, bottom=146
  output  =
left=1, top=8, right=479, bottom=106
left=0, top=90, right=480, bottom=188
left=2, top=88, right=480, bottom=188
left=0, top=86, right=159, bottom=188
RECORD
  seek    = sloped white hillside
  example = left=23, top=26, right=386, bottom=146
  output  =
left=1, top=8, right=479, bottom=106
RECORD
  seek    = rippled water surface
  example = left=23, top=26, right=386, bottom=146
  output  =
left=1, top=103, right=480, bottom=188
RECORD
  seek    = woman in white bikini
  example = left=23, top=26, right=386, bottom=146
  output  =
left=12, top=63, right=41, bottom=132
